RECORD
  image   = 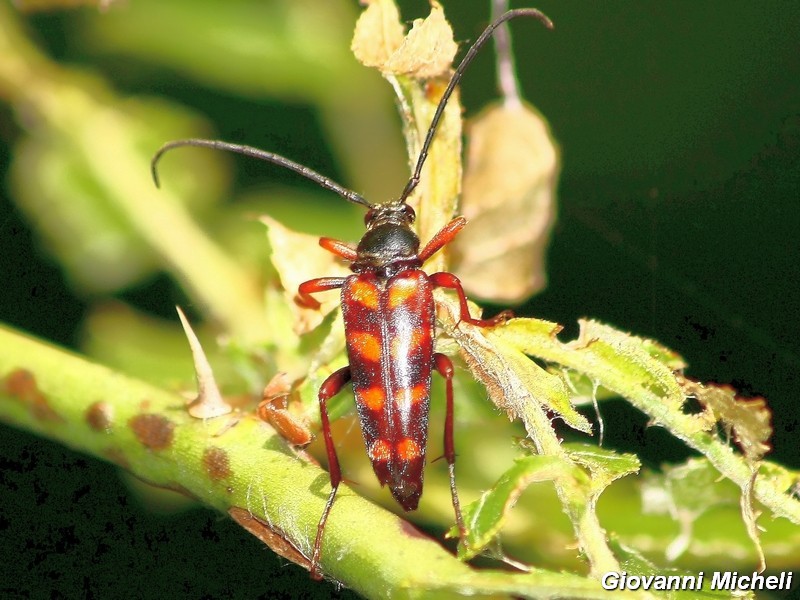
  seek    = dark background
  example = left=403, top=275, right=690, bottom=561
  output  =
left=1, top=1, right=798, bottom=597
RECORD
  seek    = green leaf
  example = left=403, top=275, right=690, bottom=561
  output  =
left=489, top=316, right=800, bottom=530
left=564, top=444, right=640, bottom=494
left=455, top=455, right=586, bottom=560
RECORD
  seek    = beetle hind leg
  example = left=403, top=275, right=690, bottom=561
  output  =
left=434, top=353, right=468, bottom=545
left=311, top=366, right=351, bottom=580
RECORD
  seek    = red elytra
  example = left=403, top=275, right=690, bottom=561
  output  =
left=152, top=8, right=553, bottom=581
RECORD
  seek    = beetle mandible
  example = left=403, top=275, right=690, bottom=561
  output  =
left=152, top=8, right=553, bottom=580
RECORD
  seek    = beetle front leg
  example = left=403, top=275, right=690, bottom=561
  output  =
left=434, top=353, right=467, bottom=543
left=319, top=237, right=358, bottom=261
left=418, top=217, right=467, bottom=263
left=296, top=277, right=346, bottom=310
left=429, top=272, right=512, bottom=327
left=310, top=366, right=351, bottom=580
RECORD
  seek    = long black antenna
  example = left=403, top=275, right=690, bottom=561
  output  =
left=151, top=139, right=373, bottom=208
left=397, top=8, right=553, bottom=203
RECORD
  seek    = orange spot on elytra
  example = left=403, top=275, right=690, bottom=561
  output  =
left=350, top=280, right=379, bottom=309
left=395, top=384, right=428, bottom=407
left=388, top=279, right=418, bottom=308
left=359, top=386, right=385, bottom=412
left=397, top=438, right=421, bottom=461
left=368, top=439, right=392, bottom=462
left=129, top=414, right=175, bottom=450
left=390, top=329, right=428, bottom=360
left=349, top=332, right=381, bottom=362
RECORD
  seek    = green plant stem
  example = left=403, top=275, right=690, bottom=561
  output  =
left=0, top=4, right=269, bottom=343
left=0, top=325, right=623, bottom=599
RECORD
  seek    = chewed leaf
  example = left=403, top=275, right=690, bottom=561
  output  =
left=493, top=318, right=687, bottom=417
left=383, top=2, right=456, bottom=79
left=438, top=304, right=592, bottom=438
left=350, top=0, right=404, bottom=69
left=494, top=335, right=592, bottom=434
left=680, top=378, right=771, bottom=461
left=564, top=443, right=640, bottom=494
left=261, top=216, right=349, bottom=335
left=452, top=103, right=558, bottom=303
left=454, top=455, right=583, bottom=559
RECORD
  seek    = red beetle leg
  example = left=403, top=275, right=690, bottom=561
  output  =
left=429, top=272, right=512, bottom=327
left=319, top=237, right=358, bottom=261
left=311, top=366, right=351, bottom=581
left=418, top=217, right=467, bottom=263
left=434, top=352, right=466, bottom=541
left=296, top=277, right=346, bottom=310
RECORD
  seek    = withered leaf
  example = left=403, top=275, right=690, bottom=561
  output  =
left=229, top=508, right=311, bottom=571
left=680, top=378, right=772, bottom=461
left=352, top=1, right=457, bottom=79
left=383, top=2, right=456, bottom=79
left=258, top=372, right=312, bottom=446
left=452, top=103, right=559, bottom=303
left=351, top=0, right=405, bottom=69
left=261, top=216, right=349, bottom=335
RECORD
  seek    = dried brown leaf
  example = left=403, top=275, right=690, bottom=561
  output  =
left=351, top=0, right=405, bottom=69
left=452, top=103, right=559, bottom=303
left=383, top=2, right=456, bottom=79
left=353, top=1, right=456, bottom=79
left=229, top=508, right=311, bottom=571
left=257, top=372, right=312, bottom=446
left=680, top=378, right=772, bottom=461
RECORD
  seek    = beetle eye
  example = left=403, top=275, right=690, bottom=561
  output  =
left=364, top=208, right=377, bottom=226
left=403, top=205, right=416, bottom=223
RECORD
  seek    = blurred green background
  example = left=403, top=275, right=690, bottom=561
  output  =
left=1, top=0, right=799, bottom=597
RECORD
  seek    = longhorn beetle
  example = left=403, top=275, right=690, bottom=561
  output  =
left=152, top=8, right=553, bottom=580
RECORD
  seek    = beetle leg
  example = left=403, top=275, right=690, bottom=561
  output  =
left=296, top=277, right=346, bottom=310
left=429, top=272, right=513, bottom=326
left=311, top=366, right=352, bottom=580
left=418, top=217, right=467, bottom=263
left=434, top=352, right=467, bottom=543
left=319, top=237, right=358, bottom=261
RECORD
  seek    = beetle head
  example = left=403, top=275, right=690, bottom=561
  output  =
left=352, top=202, right=421, bottom=274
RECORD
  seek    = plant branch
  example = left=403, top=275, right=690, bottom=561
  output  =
left=0, top=325, right=621, bottom=598
left=0, top=4, right=269, bottom=344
